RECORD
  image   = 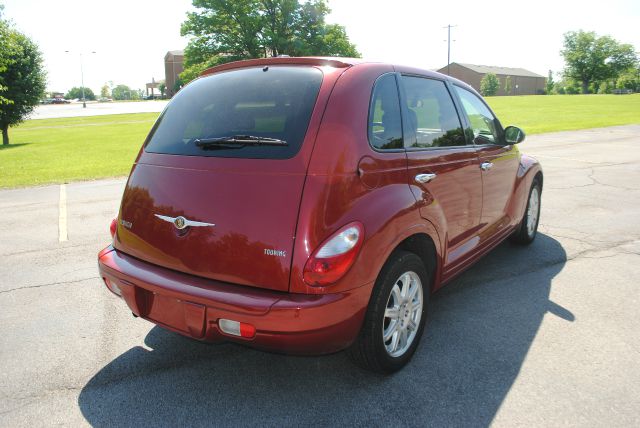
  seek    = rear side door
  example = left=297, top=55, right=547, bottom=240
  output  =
left=453, top=86, right=520, bottom=239
left=399, top=75, right=483, bottom=270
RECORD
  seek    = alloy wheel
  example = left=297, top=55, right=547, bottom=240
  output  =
left=383, top=271, right=423, bottom=357
left=527, top=186, right=540, bottom=237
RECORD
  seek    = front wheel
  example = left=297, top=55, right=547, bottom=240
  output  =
left=348, top=251, right=429, bottom=373
left=511, top=178, right=541, bottom=245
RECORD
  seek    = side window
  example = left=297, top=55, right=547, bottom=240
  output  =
left=454, top=86, right=500, bottom=144
left=368, top=74, right=403, bottom=150
left=399, top=76, right=465, bottom=148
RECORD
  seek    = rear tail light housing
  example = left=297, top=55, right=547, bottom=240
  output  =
left=218, top=319, right=256, bottom=338
left=109, top=218, right=117, bottom=238
left=303, top=222, right=364, bottom=286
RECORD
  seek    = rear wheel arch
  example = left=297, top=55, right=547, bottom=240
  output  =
left=534, top=170, right=543, bottom=190
left=383, top=232, right=439, bottom=293
left=397, top=234, right=438, bottom=291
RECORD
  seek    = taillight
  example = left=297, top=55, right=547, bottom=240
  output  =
left=303, top=222, right=364, bottom=286
left=109, top=218, right=117, bottom=238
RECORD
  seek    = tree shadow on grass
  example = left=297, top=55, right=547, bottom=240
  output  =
left=0, top=143, right=31, bottom=151
left=78, top=233, right=570, bottom=426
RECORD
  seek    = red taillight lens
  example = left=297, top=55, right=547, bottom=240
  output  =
left=303, top=222, right=364, bottom=286
left=109, top=218, right=117, bottom=238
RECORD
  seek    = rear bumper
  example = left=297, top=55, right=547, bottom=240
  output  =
left=98, top=246, right=371, bottom=355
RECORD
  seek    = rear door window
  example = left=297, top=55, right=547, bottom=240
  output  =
left=399, top=76, right=466, bottom=149
left=145, top=66, right=323, bottom=159
left=368, top=74, right=404, bottom=150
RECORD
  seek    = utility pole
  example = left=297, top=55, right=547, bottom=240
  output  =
left=443, top=24, right=457, bottom=76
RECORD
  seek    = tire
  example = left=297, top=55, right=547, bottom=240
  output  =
left=511, top=178, right=542, bottom=245
left=348, top=251, right=429, bottom=373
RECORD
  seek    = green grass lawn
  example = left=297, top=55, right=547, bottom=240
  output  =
left=1, top=94, right=639, bottom=188
left=0, top=113, right=158, bottom=188
left=486, top=94, right=640, bottom=134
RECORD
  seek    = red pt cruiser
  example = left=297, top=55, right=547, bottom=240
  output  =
left=98, top=57, right=542, bottom=373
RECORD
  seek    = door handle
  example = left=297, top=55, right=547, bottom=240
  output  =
left=415, top=173, right=437, bottom=184
left=480, top=162, right=493, bottom=171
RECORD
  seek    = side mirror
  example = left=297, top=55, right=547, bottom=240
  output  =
left=504, top=126, right=525, bottom=144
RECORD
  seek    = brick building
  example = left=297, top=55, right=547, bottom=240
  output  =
left=164, top=50, right=184, bottom=98
left=437, top=63, right=546, bottom=96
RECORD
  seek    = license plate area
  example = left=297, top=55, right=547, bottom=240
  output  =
left=141, top=289, right=206, bottom=338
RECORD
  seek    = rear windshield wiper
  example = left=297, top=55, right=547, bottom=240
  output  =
left=194, top=135, right=288, bottom=149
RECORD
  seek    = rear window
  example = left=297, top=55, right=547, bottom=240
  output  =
left=145, top=66, right=323, bottom=159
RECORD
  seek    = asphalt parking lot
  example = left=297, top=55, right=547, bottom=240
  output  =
left=1, top=125, right=639, bottom=426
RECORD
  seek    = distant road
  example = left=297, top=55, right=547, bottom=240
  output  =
left=30, top=100, right=169, bottom=120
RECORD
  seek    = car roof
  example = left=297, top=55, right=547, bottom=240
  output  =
left=199, top=56, right=477, bottom=95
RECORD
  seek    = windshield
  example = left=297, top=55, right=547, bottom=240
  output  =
left=145, top=66, right=323, bottom=159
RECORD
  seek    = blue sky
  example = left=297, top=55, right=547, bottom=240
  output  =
left=3, top=0, right=639, bottom=93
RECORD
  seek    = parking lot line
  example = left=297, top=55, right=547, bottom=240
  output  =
left=59, top=184, right=67, bottom=242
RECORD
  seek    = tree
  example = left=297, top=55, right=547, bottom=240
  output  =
left=480, top=73, right=499, bottom=96
left=173, top=77, right=184, bottom=94
left=65, top=86, right=96, bottom=101
left=0, top=23, right=46, bottom=145
left=0, top=12, right=19, bottom=105
left=561, top=30, right=637, bottom=94
left=563, top=79, right=581, bottom=94
left=180, top=0, right=359, bottom=83
left=504, top=75, right=512, bottom=95
left=597, top=81, right=613, bottom=94
left=159, top=82, right=166, bottom=98
left=130, top=89, right=141, bottom=100
left=100, top=84, right=110, bottom=98
left=546, top=70, right=555, bottom=94
left=616, top=67, right=640, bottom=92
left=180, top=63, right=209, bottom=84
left=111, top=84, right=132, bottom=100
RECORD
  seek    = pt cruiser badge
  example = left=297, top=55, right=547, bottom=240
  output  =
left=154, top=214, right=215, bottom=230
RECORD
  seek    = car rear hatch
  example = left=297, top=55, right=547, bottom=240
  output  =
left=113, top=64, right=340, bottom=292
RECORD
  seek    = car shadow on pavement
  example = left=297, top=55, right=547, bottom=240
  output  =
left=78, top=233, right=570, bottom=426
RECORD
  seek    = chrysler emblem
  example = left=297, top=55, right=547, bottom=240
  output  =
left=174, top=216, right=186, bottom=229
left=154, top=214, right=215, bottom=230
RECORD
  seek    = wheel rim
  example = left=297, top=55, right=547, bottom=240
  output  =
left=527, top=187, right=540, bottom=237
left=383, top=271, right=423, bottom=358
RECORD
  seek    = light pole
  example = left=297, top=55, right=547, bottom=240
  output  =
left=65, top=50, right=96, bottom=108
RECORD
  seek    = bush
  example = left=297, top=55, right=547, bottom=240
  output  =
left=565, top=85, right=580, bottom=94
left=616, top=69, right=639, bottom=92
left=480, top=73, right=499, bottom=96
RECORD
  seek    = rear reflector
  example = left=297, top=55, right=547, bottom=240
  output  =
left=103, top=277, right=122, bottom=297
left=218, top=319, right=256, bottom=338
